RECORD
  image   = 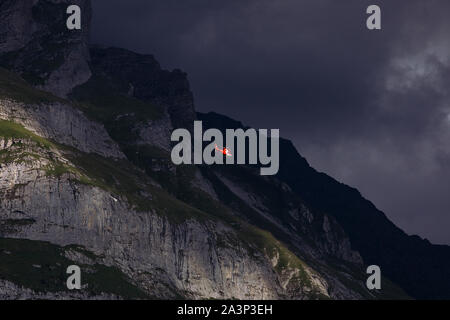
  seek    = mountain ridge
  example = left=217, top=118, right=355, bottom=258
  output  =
left=198, top=111, right=450, bottom=299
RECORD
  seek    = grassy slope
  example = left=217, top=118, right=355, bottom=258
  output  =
left=0, top=67, right=62, bottom=105
left=70, top=75, right=162, bottom=128
left=0, top=238, right=149, bottom=299
left=0, top=119, right=53, bottom=148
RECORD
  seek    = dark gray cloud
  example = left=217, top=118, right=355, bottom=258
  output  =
left=91, top=0, right=450, bottom=244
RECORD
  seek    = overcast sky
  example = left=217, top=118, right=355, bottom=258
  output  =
left=91, top=0, right=450, bottom=245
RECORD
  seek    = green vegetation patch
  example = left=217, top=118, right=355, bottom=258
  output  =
left=70, top=75, right=163, bottom=125
left=0, top=219, right=35, bottom=234
left=240, top=225, right=311, bottom=286
left=0, top=121, right=92, bottom=182
left=0, top=67, right=61, bottom=104
left=0, top=120, right=53, bottom=149
left=0, top=238, right=149, bottom=299
left=64, top=151, right=211, bottom=224
left=43, top=162, right=77, bottom=178
left=0, top=149, right=40, bottom=165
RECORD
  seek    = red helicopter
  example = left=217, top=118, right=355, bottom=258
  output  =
left=215, top=144, right=232, bottom=157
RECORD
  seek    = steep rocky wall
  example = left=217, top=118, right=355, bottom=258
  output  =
left=0, top=99, right=124, bottom=158
left=0, top=156, right=328, bottom=299
left=209, top=168, right=362, bottom=265
left=135, top=110, right=174, bottom=151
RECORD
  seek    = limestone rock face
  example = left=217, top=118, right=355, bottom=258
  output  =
left=0, top=0, right=91, bottom=97
left=0, top=99, right=124, bottom=158
left=136, top=117, right=173, bottom=152
left=0, top=144, right=328, bottom=299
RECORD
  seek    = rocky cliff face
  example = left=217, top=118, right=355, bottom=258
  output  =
left=0, top=107, right=332, bottom=299
left=0, top=0, right=412, bottom=300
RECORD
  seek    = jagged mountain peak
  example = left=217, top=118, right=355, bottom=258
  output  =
left=88, top=46, right=196, bottom=130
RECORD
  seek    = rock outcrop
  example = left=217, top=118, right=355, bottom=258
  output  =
left=0, top=0, right=91, bottom=97
left=0, top=98, right=124, bottom=158
left=89, top=47, right=197, bottom=131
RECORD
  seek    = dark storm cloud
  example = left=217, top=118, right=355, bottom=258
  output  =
left=91, top=0, right=450, bottom=244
